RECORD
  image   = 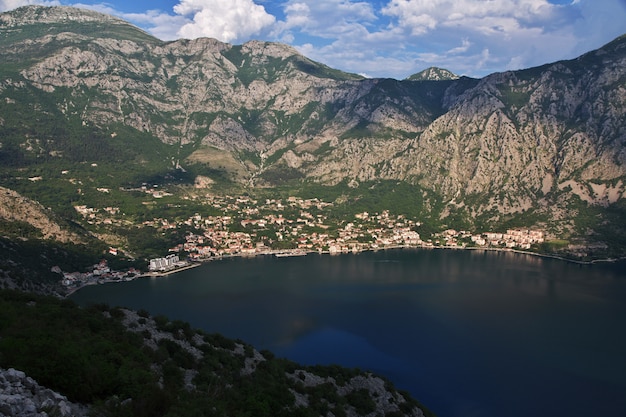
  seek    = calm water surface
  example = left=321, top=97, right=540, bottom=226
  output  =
left=71, top=249, right=626, bottom=417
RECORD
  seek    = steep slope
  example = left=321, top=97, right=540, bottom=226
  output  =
left=0, top=5, right=158, bottom=45
left=0, top=186, right=84, bottom=243
left=392, top=36, right=626, bottom=224
left=0, top=185, right=105, bottom=295
left=0, top=6, right=455, bottom=185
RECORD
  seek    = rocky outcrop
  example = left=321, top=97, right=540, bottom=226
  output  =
left=0, top=368, right=88, bottom=417
left=287, top=370, right=425, bottom=417
left=395, top=40, right=626, bottom=214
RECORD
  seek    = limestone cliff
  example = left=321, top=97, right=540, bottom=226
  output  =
left=0, top=5, right=625, bottom=244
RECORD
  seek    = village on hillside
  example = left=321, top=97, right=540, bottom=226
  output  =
left=60, top=194, right=546, bottom=292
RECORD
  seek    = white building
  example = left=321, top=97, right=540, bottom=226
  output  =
left=149, top=254, right=180, bottom=271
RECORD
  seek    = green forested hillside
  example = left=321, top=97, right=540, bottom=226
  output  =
left=0, top=289, right=430, bottom=417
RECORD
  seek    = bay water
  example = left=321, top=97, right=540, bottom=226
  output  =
left=71, top=249, right=626, bottom=417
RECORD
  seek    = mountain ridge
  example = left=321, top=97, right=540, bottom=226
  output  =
left=0, top=5, right=625, bottom=260
left=0, top=5, right=158, bottom=43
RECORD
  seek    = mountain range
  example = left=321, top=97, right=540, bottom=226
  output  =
left=0, top=5, right=625, bottom=263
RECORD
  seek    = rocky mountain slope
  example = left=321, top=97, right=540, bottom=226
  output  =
left=0, top=185, right=99, bottom=295
left=0, top=290, right=428, bottom=417
left=0, top=5, right=625, bottom=254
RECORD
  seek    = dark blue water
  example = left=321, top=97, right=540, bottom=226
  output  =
left=71, top=249, right=626, bottom=417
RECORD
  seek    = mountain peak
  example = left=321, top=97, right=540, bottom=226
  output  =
left=406, top=67, right=459, bottom=81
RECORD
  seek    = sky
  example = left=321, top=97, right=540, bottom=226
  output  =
left=1, top=0, right=625, bottom=79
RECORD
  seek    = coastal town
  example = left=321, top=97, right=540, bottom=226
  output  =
left=60, top=194, right=547, bottom=292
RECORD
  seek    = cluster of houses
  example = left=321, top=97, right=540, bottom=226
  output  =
left=439, top=228, right=545, bottom=250
left=171, top=208, right=426, bottom=259
left=483, top=229, right=545, bottom=249
left=70, top=194, right=547, bottom=280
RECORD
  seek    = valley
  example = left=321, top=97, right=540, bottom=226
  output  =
left=1, top=5, right=625, bottom=293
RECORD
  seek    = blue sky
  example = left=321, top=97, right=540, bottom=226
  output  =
left=1, top=0, right=625, bottom=79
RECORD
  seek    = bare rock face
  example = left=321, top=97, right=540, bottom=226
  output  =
left=0, top=368, right=88, bottom=417
left=396, top=43, right=626, bottom=214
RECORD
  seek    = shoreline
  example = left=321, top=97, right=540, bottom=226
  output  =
left=453, top=245, right=626, bottom=265
left=199, top=244, right=624, bottom=266
left=65, top=245, right=623, bottom=297
left=64, top=262, right=202, bottom=297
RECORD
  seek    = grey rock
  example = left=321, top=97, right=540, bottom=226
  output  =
left=0, top=368, right=88, bottom=417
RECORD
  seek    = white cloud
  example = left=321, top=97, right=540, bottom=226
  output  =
left=569, top=0, right=626, bottom=54
left=58, top=2, right=188, bottom=41
left=273, top=0, right=586, bottom=78
left=0, top=0, right=59, bottom=12
left=70, top=0, right=278, bottom=43
left=348, top=0, right=590, bottom=76
left=122, top=10, right=189, bottom=41
left=447, top=38, right=471, bottom=55
left=284, top=0, right=581, bottom=78
left=381, top=0, right=573, bottom=35
left=279, top=0, right=377, bottom=39
left=274, top=1, right=406, bottom=77
left=173, top=0, right=276, bottom=43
